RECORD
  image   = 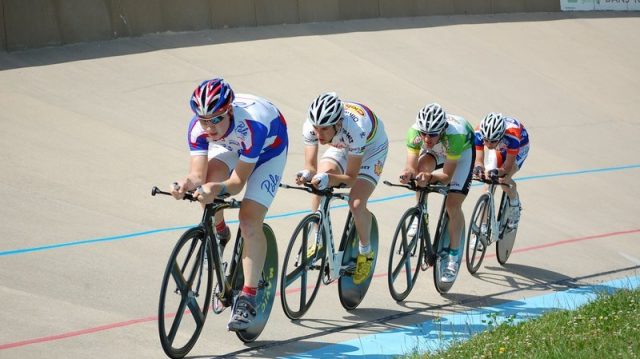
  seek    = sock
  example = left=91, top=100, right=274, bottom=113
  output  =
left=216, top=220, right=227, bottom=233
left=449, top=248, right=459, bottom=257
left=241, top=286, right=257, bottom=296
left=359, top=243, right=371, bottom=255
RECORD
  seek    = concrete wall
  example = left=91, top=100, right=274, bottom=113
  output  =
left=1, top=0, right=560, bottom=51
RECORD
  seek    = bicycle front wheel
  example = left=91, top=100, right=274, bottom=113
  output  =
left=280, top=213, right=326, bottom=320
left=388, top=207, right=424, bottom=302
left=496, top=192, right=518, bottom=265
left=158, top=227, right=213, bottom=359
left=466, top=193, right=490, bottom=274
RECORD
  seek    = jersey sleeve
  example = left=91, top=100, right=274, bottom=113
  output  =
left=474, top=129, right=484, bottom=151
left=503, top=127, right=521, bottom=155
left=405, top=127, right=422, bottom=155
left=445, top=133, right=468, bottom=160
left=188, top=117, right=209, bottom=156
left=302, top=119, right=318, bottom=146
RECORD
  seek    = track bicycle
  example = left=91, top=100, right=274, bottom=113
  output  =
left=151, top=186, right=278, bottom=358
left=465, top=175, right=518, bottom=274
left=384, top=179, right=466, bottom=300
left=279, top=183, right=379, bottom=319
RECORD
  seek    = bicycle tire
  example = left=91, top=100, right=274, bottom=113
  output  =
left=236, top=223, right=279, bottom=342
left=388, top=207, right=424, bottom=302
left=465, top=193, right=490, bottom=274
left=158, top=227, right=213, bottom=359
left=280, top=213, right=326, bottom=320
left=496, top=192, right=517, bottom=265
left=338, top=214, right=379, bottom=310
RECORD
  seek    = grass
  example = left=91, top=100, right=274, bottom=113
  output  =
left=407, top=287, right=640, bottom=358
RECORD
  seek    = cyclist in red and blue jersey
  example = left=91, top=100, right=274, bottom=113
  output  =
left=170, top=78, right=288, bottom=331
left=474, top=112, right=530, bottom=229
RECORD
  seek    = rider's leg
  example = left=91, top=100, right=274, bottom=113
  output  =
left=348, top=178, right=376, bottom=249
left=446, top=192, right=466, bottom=252
left=238, top=200, right=268, bottom=289
left=206, top=158, right=232, bottom=243
left=407, top=153, right=438, bottom=236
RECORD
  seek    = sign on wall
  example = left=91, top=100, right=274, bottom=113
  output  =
left=561, top=0, right=640, bottom=10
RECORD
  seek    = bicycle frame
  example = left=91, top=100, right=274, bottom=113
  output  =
left=474, top=177, right=512, bottom=246
left=281, top=183, right=352, bottom=282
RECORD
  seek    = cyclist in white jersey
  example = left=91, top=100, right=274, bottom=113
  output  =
left=296, top=92, right=389, bottom=285
left=170, top=78, right=288, bottom=331
left=474, top=112, right=530, bottom=229
left=399, top=103, right=475, bottom=283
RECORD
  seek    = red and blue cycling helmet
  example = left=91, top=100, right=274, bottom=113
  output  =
left=190, top=78, right=235, bottom=118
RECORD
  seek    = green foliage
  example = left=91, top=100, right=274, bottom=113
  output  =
left=406, top=288, right=640, bottom=359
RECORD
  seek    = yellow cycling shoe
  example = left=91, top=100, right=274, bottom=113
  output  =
left=352, top=251, right=375, bottom=285
left=306, top=242, right=322, bottom=259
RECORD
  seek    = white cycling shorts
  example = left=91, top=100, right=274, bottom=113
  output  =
left=207, top=144, right=287, bottom=209
left=320, top=140, right=389, bottom=186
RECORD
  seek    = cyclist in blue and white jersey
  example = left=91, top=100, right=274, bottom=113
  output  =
left=170, top=78, right=288, bottom=331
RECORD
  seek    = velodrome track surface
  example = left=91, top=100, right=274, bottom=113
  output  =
left=1, top=11, right=639, bottom=358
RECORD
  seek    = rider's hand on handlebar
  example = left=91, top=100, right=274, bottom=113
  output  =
left=295, top=169, right=313, bottom=185
left=488, top=168, right=499, bottom=180
left=399, top=169, right=414, bottom=184
left=311, top=172, right=329, bottom=190
left=415, top=171, right=432, bottom=187
left=194, top=183, right=217, bottom=204
left=473, top=165, right=484, bottom=178
left=170, top=181, right=187, bottom=200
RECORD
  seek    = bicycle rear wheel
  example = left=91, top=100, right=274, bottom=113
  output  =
left=496, top=192, right=518, bottom=265
left=388, top=207, right=424, bottom=302
left=158, top=227, right=213, bottom=359
left=280, top=213, right=326, bottom=320
left=433, top=213, right=465, bottom=294
left=465, top=193, right=490, bottom=274
left=338, top=214, right=379, bottom=310
left=235, top=224, right=279, bottom=342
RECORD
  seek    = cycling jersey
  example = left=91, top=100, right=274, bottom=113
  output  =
left=474, top=116, right=529, bottom=155
left=188, top=94, right=288, bottom=167
left=303, top=101, right=389, bottom=185
left=474, top=116, right=530, bottom=169
left=405, top=114, right=475, bottom=194
left=406, top=115, right=474, bottom=160
left=303, top=102, right=385, bottom=156
left=187, top=94, right=288, bottom=207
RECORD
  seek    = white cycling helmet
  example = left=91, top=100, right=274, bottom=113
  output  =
left=416, top=103, right=448, bottom=134
left=308, top=92, right=344, bottom=127
left=480, top=112, right=506, bottom=142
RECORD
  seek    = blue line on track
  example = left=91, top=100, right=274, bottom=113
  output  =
left=2, top=164, right=639, bottom=257
left=282, top=275, right=640, bottom=358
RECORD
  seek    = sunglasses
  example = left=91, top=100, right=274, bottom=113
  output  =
left=198, top=108, right=229, bottom=125
left=419, top=131, right=441, bottom=138
left=484, top=138, right=501, bottom=144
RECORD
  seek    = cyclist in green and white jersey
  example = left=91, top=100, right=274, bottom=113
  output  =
left=398, top=103, right=475, bottom=282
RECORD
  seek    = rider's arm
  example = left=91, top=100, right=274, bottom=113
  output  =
left=171, top=155, right=208, bottom=198
left=499, top=154, right=516, bottom=176
left=222, top=160, right=256, bottom=195
left=303, top=145, right=319, bottom=175
left=328, top=154, right=362, bottom=188
left=432, top=159, right=456, bottom=185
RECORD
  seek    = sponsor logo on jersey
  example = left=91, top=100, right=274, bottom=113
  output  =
left=261, top=174, right=281, bottom=198
left=374, top=160, right=384, bottom=176
left=345, top=103, right=365, bottom=117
